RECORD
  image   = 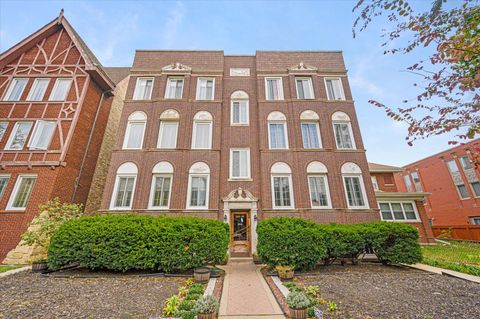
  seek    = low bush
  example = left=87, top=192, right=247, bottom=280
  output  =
left=48, top=214, right=229, bottom=272
left=317, top=224, right=365, bottom=264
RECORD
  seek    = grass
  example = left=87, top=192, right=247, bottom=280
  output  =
left=421, top=240, right=480, bottom=276
left=0, top=265, right=21, bottom=273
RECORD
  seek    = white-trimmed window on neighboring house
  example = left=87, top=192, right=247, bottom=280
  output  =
left=371, top=176, right=379, bottom=191
left=165, top=77, right=184, bottom=99
left=410, top=171, right=423, bottom=192
left=110, top=162, right=137, bottom=210
left=158, top=109, right=179, bottom=149
left=196, top=78, right=215, bottom=100
left=187, top=162, right=210, bottom=209
left=230, top=148, right=251, bottom=180
left=403, top=175, right=413, bottom=192
left=459, top=155, right=473, bottom=170
left=324, top=78, right=345, bottom=100
left=5, top=121, right=33, bottom=150
left=3, top=78, right=28, bottom=101
left=296, top=77, right=314, bottom=99
left=457, top=183, right=470, bottom=199
left=271, top=162, right=294, bottom=209
left=446, top=159, right=470, bottom=199
left=471, top=217, right=480, bottom=225
left=342, top=162, right=369, bottom=209
left=307, top=161, right=331, bottom=208
left=458, top=156, right=480, bottom=197
left=230, top=91, right=249, bottom=125
left=149, top=162, right=173, bottom=209
left=470, top=181, right=480, bottom=197
left=300, top=110, right=321, bottom=149
left=265, top=77, right=284, bottom=100
left=268, top=111, right=288, bottom=149
left=332, top=111, right=355, bottom=150
left=0, top=122, right=8, bottom=142
left=6, top=175, right=36, bottom=211
left=192, top=111, right=213, bottom=149
left=28, top=120, right=56, bottom=150
left=123, top=111, right=147, bottom=150
left=49, top=78, right=72, bottom=101
left=27, top=78, right=49, bottom=101
left=379, top=202, right=419, bottom=221
left=0, top=175, right=10, bottom=201
left=133, top=77, right=154, bottom=100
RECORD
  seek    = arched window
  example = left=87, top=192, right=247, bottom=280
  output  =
left=158, top=109, right=179, bottom=149
left=230, top=90, right=249, bottom=125
left=110, top=162, right=138, bottom=210
left=267, top=111, right=288, bottom=149
left=123, top=111, right=146, bottom=149
left=192, top=111, right=213, bottom=149
left=300, top=110, right=322, bottom=149
left=271, top=162, right=294, bottom=209
left=187, top=162, right=210, bottom=209
left=332, top=111, right=355, bottom=150
left=307, top=161, right=331, bottom=208
left=341, top=162, right=368, bottom=209
left=149, top=161, right=173, bottom=209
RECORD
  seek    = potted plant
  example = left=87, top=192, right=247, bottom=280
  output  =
left=194, top=267, right=211, bottom=283
left=194, top=295, right=219, bottom=319
left=276, top=265, right=294, bottom=281
left=286, top=291, right=310, bottom=319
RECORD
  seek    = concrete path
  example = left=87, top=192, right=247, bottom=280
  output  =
left=405, top=263, right=480, bottom=284
left=219, top=258, right=285, bottom=319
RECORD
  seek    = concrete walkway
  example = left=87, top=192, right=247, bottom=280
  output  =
left=219, top=258, right=285, bottom=319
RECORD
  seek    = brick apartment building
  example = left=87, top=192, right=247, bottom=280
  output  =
left=395, top=139, right=480, bottom=227
left=0, top=12, right=116, bottom=262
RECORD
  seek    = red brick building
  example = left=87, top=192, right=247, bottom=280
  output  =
left=0, top=12, right=115, bottom=261
left=395, top=140, right=480, bottom=227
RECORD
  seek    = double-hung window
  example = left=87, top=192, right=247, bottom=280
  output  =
left=6, top=175, right=36, bottom=211
left=187, top=162, right=210, bottom=209
left=371, top=176, right=379, bottom=191
left=271, top=162, right=294, bottom=209
left=410, top=171, right=423, bottom=192
left=379, top=202, right=418, bottom=221
left=333, top=122, right=354, bottom=149
left=0, top=175, right=10, bottom=201
left=265, top=77, right=284, bottom=100
left=230, top=149, right=251, bottom=179
left=196, top=78, right=214, bottom=100
left=49, top=78, right=72, bottom=101
left=308, top=175, right=330, bottom=208
left=192, top=111, right=213, bottom=149
left=446, top=159, right=470, bottom=199
left=325, top=78, right=345, bottom=100
left=123, top=112, right=147, bottom=149
left=28, top=120, right=56, bottom=150
left=158, top=121, right=178, bottom=149
left=342, top=162, right=368, bottom=209
left=133, top=77, right=154, bottom=100
left=296, top=77, right=314, bottom=99
left=268, top=112, right=288, bottom=149
left=231, top=100, right=249, bottom=125
left=165, top=77, right=184, bottom=99
left=5, top=122, right=33, bottom=150
left=301, top=122, right=321, bottom=148
left=111, top=163, right=138, bottom=210
left=150, top=175, right=172, bottom=208
left=27, top=78, right=49, bottom=101
left=403, top=175, right=413, bottom=192
left=3, top=78, right=28, bottom=101
left=0, top=122, right=8, bottom=141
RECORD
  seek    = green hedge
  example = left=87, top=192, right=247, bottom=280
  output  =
left=257, top=217, right=422, bottom=270
left=48, top=215, right=229, bottom=272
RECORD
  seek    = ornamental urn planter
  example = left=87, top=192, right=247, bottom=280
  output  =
left=289, top=307, right=307, bottom=319
left=276, top=266, right=294, bottom=281
left=31, top=260, right=48, bottom=272
left=194, top=267, right=211, bottom=283
left=196, top=312, right=217, bottom=319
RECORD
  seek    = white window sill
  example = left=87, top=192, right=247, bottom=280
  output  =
left=186, top=207, right=209, bottom=210
left=228, top=178, right=253, bottom=181
left=311, top=206, right=333, bottom=210
left=5, top=208, right=26, bottom=212
left=272, top=207, right=295, bottom=210
left=230, top=123, right=249, bottom=126
left=109, top=207, right=132, bottom=211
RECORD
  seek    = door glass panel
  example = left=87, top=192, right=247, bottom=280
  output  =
left=233, top=214, right=247, bottom=241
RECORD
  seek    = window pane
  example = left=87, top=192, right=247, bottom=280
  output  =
left=403, top=203, right=417, bottom=220
left=391, top=203, right=405, bottom=220
left=447, top=160, right=459, bottom=173
left=29, top=121, right=56, bottom=150
left=296, top=80, right=305, bottom=99
left=231, top=150, right=248, bottom=178
left=371, top=176, right=379, bottom=191
left=12, top=176, right=36, bottom=208
left=152, top=176, right=171, bottom=207
left=0, top=122, right=8, bottom=141
left=301, top=123, right=320, bottom=148
left=403, top=175, right=413, bottom=192
left=232, top=100, right=248, bottom=124
left=0, top=176, right=9, bottom=200
left=457, top=184, right=469, bottom=199
left=27, top=79, right=49, bottom=101
left=460, top=156, right=472, bottom=170
left=133, top=78, right=153, bottom=100
left=4, top=79, right=28, bottom=101
left=345, top=176, right=365, bottom=207
left=49, top=79, right=72, bottom=101
left=471, top=182, right=480, bottom=197
left=167, top=78, right=183, bottom=99
left=125, top=122, right=145, bottom=149
left=190, top=176, right=207, bottom=207
left=266, top=79, right=281, bottom=100
left=194, top=122, right=211, bottom=148
left=7, top=122, right=33, bottom=150
left=232, top=102, right=240, bottom=124
left=159, top=122, right=178, bottom=148
left=115, top=177, right=135, bottom=207
left=309, top=176, right=328, bottom=207
left=334, top=123, right=353, bottom=149
left=198, top=79, right=214, bottom=100
left=274, top=176, right=291, bottom=207
left=269, top=123, right=286, bottom=148
left=380, top=203, right=393, bottom=220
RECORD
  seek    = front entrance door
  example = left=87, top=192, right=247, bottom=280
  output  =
left=230, top=212, right=250, bottom=257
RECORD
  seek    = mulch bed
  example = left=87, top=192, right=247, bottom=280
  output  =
left=265, top=263, right=480, bottom=319
left=0, top=270, right=184, bottom=319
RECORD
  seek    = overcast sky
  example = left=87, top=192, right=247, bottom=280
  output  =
left=0, top=0, right=459, bottom=166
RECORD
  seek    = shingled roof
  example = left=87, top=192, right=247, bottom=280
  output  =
left=368, top=162, right=405, bottom=173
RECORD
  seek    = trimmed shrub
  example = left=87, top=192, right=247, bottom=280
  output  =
left=257, top=217, right=326, bottom=270
left=317, top=224, right=365, bottom=264
left=48, top=214, right=229, bottom=272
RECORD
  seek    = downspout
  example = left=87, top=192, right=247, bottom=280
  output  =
left=71, top=89, right=110, bottom=202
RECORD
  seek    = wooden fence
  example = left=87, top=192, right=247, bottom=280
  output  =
left=432, top=225, right=480, bottom=241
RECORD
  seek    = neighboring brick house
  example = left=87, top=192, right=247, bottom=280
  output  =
left=0, top=12, right=115, bottom=262
left=369, top=162, right=434, bottom=242
left=100, top=51, right=381, bottom=257
left=395, top=139, right=480, bottom=227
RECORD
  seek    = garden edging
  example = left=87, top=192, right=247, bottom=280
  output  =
left=404, top=263, right=480, bottom=284
left=0, top=266, right=30, bottom=278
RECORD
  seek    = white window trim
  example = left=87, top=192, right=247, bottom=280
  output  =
left=301, top=121, right=322, bottom=149
left=307, top=174, right=332, bottom=209
left=3, top=78, right=28, bottom=101
left=132, top=77, right=154, bottom=100
left=0, top=174, right=11, bottom=200
left=109, top=174, right=137, bottom=210
left=268, top=121, right=289, bottom=149
left=148, top=174, right=173, bottom=209
left=230, top=99, right=250, bottom=126
left=27, top=120, right=56, bottom=150
left=371, top=176, right=379, bottom=191
left=164, top=77, right=184, bottom=99
left=324, top=77, right=346, bottom=101
left=186, top=173, right=210, bottom=210
left=26, top=78, right=49, bottom=101
left=469, top=181, right=480, bottom=198
left=195, top=77, right=215, bottom=101
left=5, top=121, right=33, bottom=150
left=332, top=121, right=356, bottom=150
left=264, top=77, right=284, bottom=100
left=48, top=78, right=72, bottom=101
left=295, top=77, right=315, bottom=99
left=122, top=119, right=146, bottom=150
left=378, top=201, right=421, bottom=222
left=342, top=174, right=369, bottom=209
left=191, top=120, right=213, bottom=149
left=157, top=121, right=178, bottom=149
left=456, top=183, right=471, bottom=200
left=6, top=174, right=37, bottom=211
left=271, top=173, right=295, bottom=210
left=229, top=148, right=251, bottom=180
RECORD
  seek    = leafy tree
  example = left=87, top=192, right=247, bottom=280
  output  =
left=353, top=0, right=479, bottom=151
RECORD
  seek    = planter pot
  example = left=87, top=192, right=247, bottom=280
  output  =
left=32, top=260, right=48, bottom=272
left=252, top=255, right=262, bottom=265
left=277, top=268, right=294, bottom=281
left=289, top=307, right=307, bottom=319
left=197, top=312, right=217, bottom=319
left=194, top=267, right=211, bottom=283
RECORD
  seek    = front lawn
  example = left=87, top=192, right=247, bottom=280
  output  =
left=421, top=240, right=480, bottom=276
left=0, top=265, right=20, bottom=273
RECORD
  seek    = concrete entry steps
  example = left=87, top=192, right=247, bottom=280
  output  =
left=218, top=258, right=285, bottom=319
